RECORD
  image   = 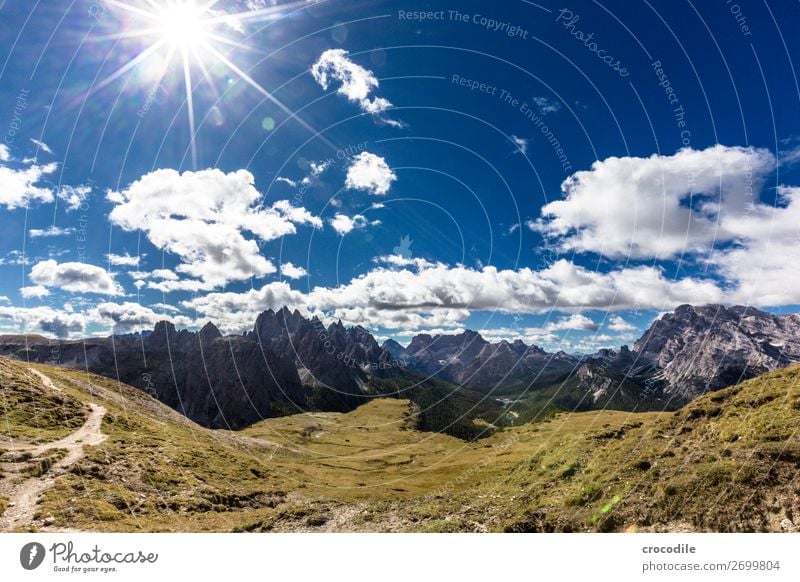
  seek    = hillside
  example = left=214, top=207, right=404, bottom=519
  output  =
left=0, top=356, right=798, bottom=532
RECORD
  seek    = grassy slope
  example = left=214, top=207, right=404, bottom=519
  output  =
left=0, top=356, right=797, bottom=532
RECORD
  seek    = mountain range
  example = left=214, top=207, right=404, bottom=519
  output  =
left=1, top=303, right=798, bottom=435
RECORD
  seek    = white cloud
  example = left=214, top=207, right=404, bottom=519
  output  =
left=546, top=313, right=598, bottom=331
left=107, top=168, right=321, bottom=289
left=151, top=268, right=178, bottom=280
left=20, top=285, right=50, bottom=299
left=57, top=185, right=91, bottom=211
left=90, top=301, right=193, bottom=334
left=511, top=135, right=529, bottom=155
left=182, top=258, right=724, bottom=333
left=0, top=250, right=30, bottom=266
left=275, top=176, right=298, bottom=187
left=532, top=96, right=561, bottom=115
left=127, top=271, right=149, bottom=280
left=29, top=225, right=75, bottom=238
left=146, top=278, right=216, bottom=293
left=30, top=138, right=53, bottom=154
left=329, top=213, right=378, bottom=235
left=29, top=259, right=123, bottom=295
left=0, top=305, right=86, bottom=338
left=311, top=49, right=404, bottom=127
left=344, top=152, right=397, bottom=195
left=532, top=144, right=800, bottom=306
left=276, top=160, right=333, bottom=191
left=280, top=262, right=307, bottom=279
left=181, top=281, right=306, bottom=333
left=711, top=185, right=800, bottom=306
left=106, top=253, right=141, bottom=267
left=0, top=157, right=57, bottom=209
left=150, top=302, right=183, bottom=313
left=534, top=145, right=776, bottom=259
left=374, top=255, right=435, bottom=269
left=608, top=315, right=636, bottom=332
left=0, top=144, right=10, bottom=161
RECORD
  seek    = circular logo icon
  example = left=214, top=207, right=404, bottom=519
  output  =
left=20, top=542, right=46, bottom=570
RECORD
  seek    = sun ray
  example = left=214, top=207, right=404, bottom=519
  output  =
left=104, top=0, right=161, bottom=21
left=181, top=46, right=199, bottom=169
left=191, top=44, right=221, bottom=102
left=80, top=39, right=166, bottom=103
left=202, top=43, right=337, bottom=149
left=87, top=28, right=165, bottom=43
left=204, top=32, right=266, bottom=54
left=203, top=0, right=312, bottom=26
left=90, top=0, right=337, bottom=163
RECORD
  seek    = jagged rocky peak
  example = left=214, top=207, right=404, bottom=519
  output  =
left=198, top=322, right=222, bottom=343
left=382, top=339, right=406, bottom=360
left=145, top=320, right=177, bottom=349
left=253, top=306, right=307, bottom=340
left=634, top=303, right=800, bottom=399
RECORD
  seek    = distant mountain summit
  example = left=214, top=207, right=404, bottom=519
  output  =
left=634, top=304, right=800, bottom=399
left=393, top=330, right=573, bottom=392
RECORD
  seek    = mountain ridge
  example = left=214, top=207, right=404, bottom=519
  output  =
left=0, top=303, right=797, bottom=433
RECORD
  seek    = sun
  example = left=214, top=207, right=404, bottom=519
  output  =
left=157, top=3, right=208, bottom=49
left=89, top=0, right=333, bottom=167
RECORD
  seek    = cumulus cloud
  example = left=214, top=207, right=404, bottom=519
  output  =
left=534, top=145, right=776, bottom=259
left=29, top=225, right=75, bottom=238
left=0, top=305, right=86, bottom=338
left=608, top=315, right=636, bottom=332
left=107, top=168, right=321, bottom=289
left=532, top=144, right=800, bottom=306
left=182, top=281, right=306, bottom=333
left=710, top=185, right=800, bottom=306
left=106, top=253, right=140, bottom=267
left=0, top=155, right=58, bottom=209
left=280, top=262, right=307, bottom=279
left=151, top=268, right=178, bottom=280
left=90, top=301, right=193, bottom=334
left=57, top=185, right=91, bottom=211
left=0, top=144, right=10, bottom=161
left=311, top=49, right=404, bottom=127
left=29, top=260, right=123, bottom=295
left=181, top=258, right=724, bottom=333
left=344, top=152, right=397, bottom=195
left=329, top=213, right=379, bottom=235
left=20, top=285, right=50, bottom=299
left=546, top=313, right=598, bottom=331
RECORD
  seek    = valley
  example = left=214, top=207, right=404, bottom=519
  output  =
left=1, top=354, right=798, bottom=532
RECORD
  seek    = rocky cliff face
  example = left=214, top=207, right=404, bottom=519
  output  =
left=0, top=309, right=400, bottom=429
left=0, top=322, right=307, bottom=429
left=633, top=304, right=800, bottom=399
left=249, top=307, right=397, bottom=411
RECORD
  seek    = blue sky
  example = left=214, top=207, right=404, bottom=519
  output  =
left=1, top=0, right=799, bottom=351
